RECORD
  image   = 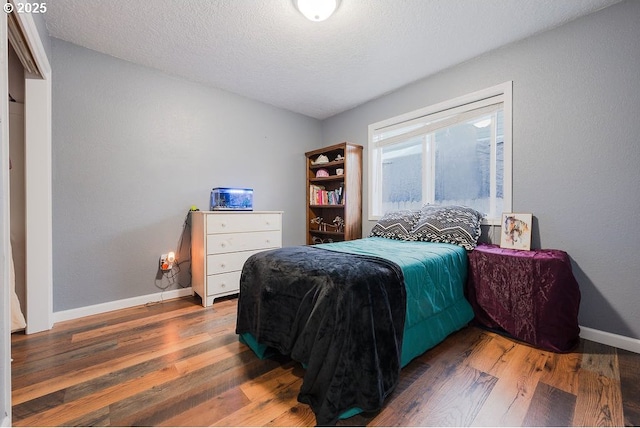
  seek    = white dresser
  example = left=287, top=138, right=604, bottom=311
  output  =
left=191, top=211, right=283, bottom=307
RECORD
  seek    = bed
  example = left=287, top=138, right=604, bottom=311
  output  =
left=235, top=205, right=482, bottom=425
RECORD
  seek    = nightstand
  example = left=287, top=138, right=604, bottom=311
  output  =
left=466, top=244, right=581, bottom=352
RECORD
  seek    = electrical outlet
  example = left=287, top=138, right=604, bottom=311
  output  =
left=160, top=251, right=175, bottom=271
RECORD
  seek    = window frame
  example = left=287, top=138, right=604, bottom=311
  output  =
left=367, top=81, right=513, bottom=225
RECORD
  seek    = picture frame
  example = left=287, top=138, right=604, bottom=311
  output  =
left=500, top=212, right=533, bottom=251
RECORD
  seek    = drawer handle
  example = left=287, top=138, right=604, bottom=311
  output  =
left=221, top=242, right=227, bottom=248
left=221, top=223, right=226, bottom=228
left=265, top=239, right=271, bottom=244
left=220, top=263, right=226, bottom=268
left=220, top=282, right=226, bottom=288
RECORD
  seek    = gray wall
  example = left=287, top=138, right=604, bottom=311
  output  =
left=322, top=0, right=640, bottom=340
left=29, top=9, right=52, bottom=63
left=52, top=39, right=321, bottom=312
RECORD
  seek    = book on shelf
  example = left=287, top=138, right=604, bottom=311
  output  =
left=309, top=184, right=344, bottom=205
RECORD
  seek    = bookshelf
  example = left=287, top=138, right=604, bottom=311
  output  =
left=306, top=142, right=362, bottom=245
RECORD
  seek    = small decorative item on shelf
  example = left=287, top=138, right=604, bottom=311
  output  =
left=310, top=216, right=323, bottom=231
left=335, top=168, right=344, bottom=175
left=315, top=168, right=330, bottom=178
left=332, top=216, right=345, bottom=232
left=312, top=236, right=334, bottom=244
left=324, top=223, right=337, bottom=232
left=334, top=154, right=344, bottom=161
left=311, top=215, right=345, bottom=232
left=312, top=154, right=329, bottom=165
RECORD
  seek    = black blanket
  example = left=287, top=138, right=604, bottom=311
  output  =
left=235, top=245, right=406, bottom=425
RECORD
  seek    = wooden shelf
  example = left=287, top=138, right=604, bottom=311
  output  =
left=309, top=230, right=344, bottom=236
left=305, top=142, right=362, bottom=245
left=309, top=160, right=344, bottom=169
left=309, top=175, right=344, bottom=183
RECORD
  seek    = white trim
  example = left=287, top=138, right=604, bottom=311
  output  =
left=12, top=7, right=53, bottom=334
left=24, top=77, right=53, bottom=334
left=501, top=82, right=513, bottom=226
left=580, top=325, right=640, bottom=354
left=13, top=3, right=51, bottom=77
left=371, top=82, right=511, bottom=132
left=1, top=9, right=12, bottom=427
left=367, top=125, right=378, bottom=217
left=53, top=288, right=195, bottom=324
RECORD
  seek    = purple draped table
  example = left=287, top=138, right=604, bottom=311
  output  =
left=466, top=244, right=581, bottom=352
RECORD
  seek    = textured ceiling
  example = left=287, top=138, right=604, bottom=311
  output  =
left=43, top=0, right=622, bottom=119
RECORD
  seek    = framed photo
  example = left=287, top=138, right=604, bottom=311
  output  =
left=500, top=213, right=532, bottom=251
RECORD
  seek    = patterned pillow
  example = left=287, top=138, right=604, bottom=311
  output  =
left=409, top=205, right=483, bottom=250
left=369, top=210, right=421, bottom=241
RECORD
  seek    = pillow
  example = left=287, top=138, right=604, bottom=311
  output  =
left=409, top=205, right=483, bottom=250
left=369, top=210, right=421, bottom=241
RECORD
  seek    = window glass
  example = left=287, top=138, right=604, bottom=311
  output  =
left=381, top=138, right=423, bottom=212
left=433, top=111, right=503, bottom=213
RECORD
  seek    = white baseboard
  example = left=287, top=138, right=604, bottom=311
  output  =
left=580, top=325, right=640, bottom=354
left=52, top=287, right=194, bottom=324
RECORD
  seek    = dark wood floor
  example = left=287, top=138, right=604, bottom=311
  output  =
left=10, top=295, right=640, bottom=426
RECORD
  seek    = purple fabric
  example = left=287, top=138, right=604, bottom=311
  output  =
left=467, top=244, right=580, bottom=352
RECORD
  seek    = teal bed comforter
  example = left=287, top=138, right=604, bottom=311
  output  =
left=316, top=237, right=474, bottom=367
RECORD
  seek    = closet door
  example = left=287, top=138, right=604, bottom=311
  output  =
left=9, top=100, right=26, bottom=331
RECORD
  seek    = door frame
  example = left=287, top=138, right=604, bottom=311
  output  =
left=7, top=6, right=53, bottom=335
left=2, top=8, right=52, bottom=426
left=1, top=11, right=11, bottom=427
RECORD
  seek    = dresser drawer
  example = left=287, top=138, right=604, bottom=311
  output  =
left=206, top=249, right=264, bottom=275
left=206, top=271, right=241, bottom=296
left=206, top=213, right=282, bottom=234
left=206, top=230, right=281, bottom=255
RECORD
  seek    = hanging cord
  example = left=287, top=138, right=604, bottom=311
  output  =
left=174, top=209, right=193, bottom=288
left=154, top=210, right=193, bottom=292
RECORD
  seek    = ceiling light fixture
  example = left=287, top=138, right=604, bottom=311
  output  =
left=295, top=0, right=339, bottom=22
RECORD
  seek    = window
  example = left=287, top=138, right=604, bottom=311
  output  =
left=368, top=82, right=512, bottom=224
